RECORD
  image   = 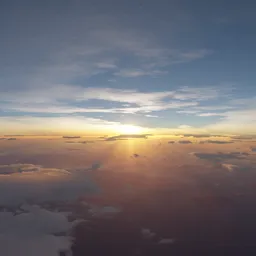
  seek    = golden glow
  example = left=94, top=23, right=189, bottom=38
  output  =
left=116, top=124, right=144, bottom=134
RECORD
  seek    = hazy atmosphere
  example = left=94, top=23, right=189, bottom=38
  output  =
left=1, top=0, right=256, bottom=255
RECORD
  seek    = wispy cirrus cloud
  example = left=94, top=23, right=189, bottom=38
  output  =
left=114, top=69, right=168, bottom=77
left=1, top=85, right=229, bottom=116
left=0, top=15, right=212, bottom=92
left=197, top=113, right=225, bottom=117
left=204, top=109, right=256, bottom=135
left=0, top=87, right=182, bottom=115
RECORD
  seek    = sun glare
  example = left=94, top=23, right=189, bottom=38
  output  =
left=117, top=124, right=144, bottom=134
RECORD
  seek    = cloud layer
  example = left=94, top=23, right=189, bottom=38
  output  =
left=0, top=204, right=76, bottom=256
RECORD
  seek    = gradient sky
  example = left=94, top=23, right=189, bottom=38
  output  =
left=1, top=0, right=255, bottom=135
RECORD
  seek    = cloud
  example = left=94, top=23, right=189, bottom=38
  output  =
left=200, top=140, right=233, bottom=144
left=178, top=140, right=192, bottom=144
left=79, top=141, right=95, bottom=144
left=177, top=104, right=235, bottom=116
left=204, top=109, right=256, bottom=135
left=192, top=152, right=247, bottom=162
left=158, top=238, right=175, bottom=244
left=88, top=206, right=121, bottom=217
left=0, top=204, right=76, bottom=256
left=114, top=69, right=150, bottom=77
left=232, top=135, right=256, bottom=140
left=177, top=110, right=200, bottom=114
left=70, top=162, right=102, bottom=172
left=141, top=228, right=156, bottom=240
left=114, top=69, right=168, bottom=77
left=105, top=134, right=150, bottom=141
left=182, top=134, right=213, bottom=138
left=197, top=113, right=225, bottom=117
left=108, top=79, right=116, bottom=82
left=63, top=136, right=81, bottom=139
left=0, top=9, right=212, bottom=99
left=251, top=147, right=256, bottom=152
left=179, top=49, right=213, bottom=61
left=0, top=164, right=70, bottom=176
left=172, top=86, right=229, bottom=101
left=0, top=163, right=101, bottom=205
left=221, top=163, right=252, bottom=172
left=95, top=62, right=117, bottom=69
left=178, top=125, right=192, bottom=129
left=145, top=114, right=159, bottom=118
left=221, top=163, right=240, bottom=172
left=168, top=141, right=175, bottom=144
left=1, top=85, right=230, bottom=117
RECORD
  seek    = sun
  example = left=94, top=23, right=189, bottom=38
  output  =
left=117, top=124, right=144, bottom=134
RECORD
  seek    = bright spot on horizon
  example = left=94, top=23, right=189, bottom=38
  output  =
left=117, top=124, right=145, bottom=134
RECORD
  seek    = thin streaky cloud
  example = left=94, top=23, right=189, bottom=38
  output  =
left=197, top=113, right=225, bottom=117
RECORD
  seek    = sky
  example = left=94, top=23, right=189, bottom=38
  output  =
left=1, top=0, right=256, bottom=135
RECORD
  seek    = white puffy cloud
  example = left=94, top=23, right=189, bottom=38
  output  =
left=0, top=205, right=77, bottom=256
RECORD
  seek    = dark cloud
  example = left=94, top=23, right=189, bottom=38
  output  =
left=70, top=162, right=102, bottom=172
left=88, top=205, right=122, bottom=217
left=7, top=138, right=17, bottom=141
left=181, top=134, right=226, bottom=138
left=99, top=135, right=108, bottom=139
left=182, top=134, right=212, bottom=138
left=231, top=135, right=256, bottom=140
left=200, top=140, right=233, bottom=144
left=63, top=136, right=81, bottom=139
left=178, top=140, right=192, bottom=144
left=251, top=147, right=256, bottom=152
left=65, top=140, right=94, bottom=144
left=4, top=135, right=24, bottom=137
left=79, top=141, right=94, bottom=144
left=230, top=151, right=250, bottom=156
left=193, top=152, right=247, bottom=162
left=105, top=134, right=151, bottom=141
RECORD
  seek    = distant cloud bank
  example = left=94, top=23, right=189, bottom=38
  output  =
left=105, top=134, right=151, bottom=141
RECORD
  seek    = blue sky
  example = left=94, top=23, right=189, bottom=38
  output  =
left=0, top=0, right=255, bottom=135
